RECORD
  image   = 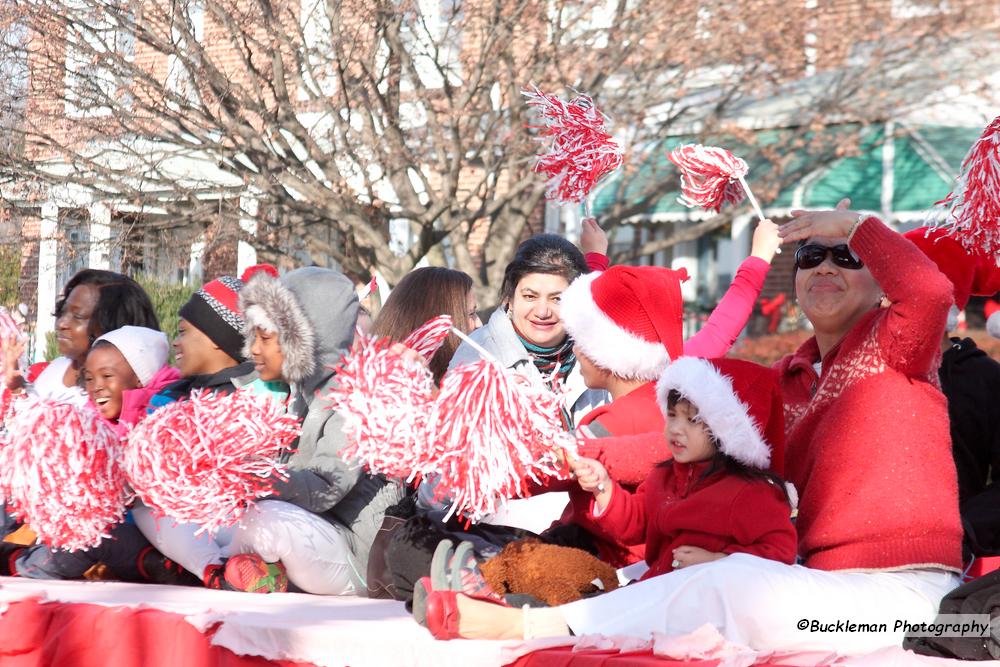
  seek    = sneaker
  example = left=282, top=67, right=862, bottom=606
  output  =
left=222, top=553, right=289, bottom=594
left=137, top=546, right=201, bottom=586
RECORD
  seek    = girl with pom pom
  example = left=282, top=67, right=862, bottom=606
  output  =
left=131, top=267, right=403, bottom=596
left=0, top=326, right=191, bottom=583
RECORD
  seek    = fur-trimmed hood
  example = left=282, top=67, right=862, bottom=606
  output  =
left=240, top=266, right=359, bottom=398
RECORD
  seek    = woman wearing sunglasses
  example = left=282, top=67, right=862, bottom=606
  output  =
left=415, top=204, right=963, bottom=657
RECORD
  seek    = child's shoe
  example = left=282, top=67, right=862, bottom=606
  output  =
left=136, top=546, right=201, bottom=586
left=219, top=554, right=288, bottom=593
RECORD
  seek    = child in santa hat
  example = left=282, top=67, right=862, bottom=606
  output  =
left=570, top=356, right=796, bottom=580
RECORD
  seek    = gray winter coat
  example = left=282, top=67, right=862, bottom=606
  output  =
left=448, top=308, right=607, bottom=427
left=239, top=267, right=403, bottom=593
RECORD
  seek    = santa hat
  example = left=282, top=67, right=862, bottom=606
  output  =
left=560, top=265, right=688, bottom=381
left=94, top=326, right=169, bottom=387
left=656, top=357, right=785, bottom=474
left=904, top=228, right=1000, bottom=311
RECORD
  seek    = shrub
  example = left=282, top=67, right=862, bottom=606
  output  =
left=136, top=276, right=198, bottom=363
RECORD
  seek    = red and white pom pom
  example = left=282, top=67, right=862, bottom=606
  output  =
left=668, top=144, right=750, bottom=213
left=932, top=115, right=1000, bottom=263
left=0, top=399, right=128, bottom=551
left=402, top=314, right=454, bottom=361
left=327, top=326, right=440, bottom=478
left=124, top=390, right=300, bottom=534
left=523, top=86, right=623, bottom=204
left=423, top=361, right=576, bottom=523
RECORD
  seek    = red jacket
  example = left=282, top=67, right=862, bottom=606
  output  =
left=577, top=459, right=797, bottom=579
left=564, top=382, right=663, bottom=566
left=777, top=217, right=962, bottom=572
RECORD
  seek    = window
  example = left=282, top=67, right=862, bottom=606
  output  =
left=64, top=3, right=135, bottom=117
left=299, top=0, right=336, bottom=99
left=890, top=0, right=949, bottom=18
left=166, top=0, right=205, bottom=107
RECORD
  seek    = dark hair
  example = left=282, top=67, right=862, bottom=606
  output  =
left=660, top=390, right=791, bottom=504
left=499, top=234, right=589, bottom=303
left=372, top=267, right=475, bottom=385
left=56, top=269, right=161, bottom=341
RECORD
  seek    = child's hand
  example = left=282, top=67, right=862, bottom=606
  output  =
left=569, top=456, right=612, bottom=509
left=671, top=545, right=726, bottom=569
left=579, top=218, right=609, bottom=256
left=749, top=218, right=781, bottom=263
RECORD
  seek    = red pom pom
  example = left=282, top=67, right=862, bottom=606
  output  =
left=668, top=144, right=749, bottom=213
left=523, top=86, right=623, bottom=204
left=402, top=314, right=454, bottom=361
left=423, top=361, right=576, bottom=523
left=327, top=321, right=442, bottom=478
left=124, top=390, right=300, bottom=534
left=240, top=264, right=280, bottom=282
left=932, top=116, right=1000, bottom=263
left=0, top=400, right=128, bottom=551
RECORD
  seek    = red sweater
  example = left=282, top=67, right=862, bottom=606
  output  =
left=577, top=459, right=797, bottom=579
left=776, top=217, right=962, bottom=572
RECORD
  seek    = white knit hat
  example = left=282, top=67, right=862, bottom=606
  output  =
left=94, top=326, right=169, bottom=387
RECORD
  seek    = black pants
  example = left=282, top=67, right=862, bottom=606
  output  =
left=15, top=522, right=151, bottom=581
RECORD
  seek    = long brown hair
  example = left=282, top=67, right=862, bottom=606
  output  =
left=372, top=267, right=475, bottom=384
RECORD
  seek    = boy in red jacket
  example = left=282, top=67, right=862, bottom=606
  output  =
left=572, top=356, right=796, bottom=580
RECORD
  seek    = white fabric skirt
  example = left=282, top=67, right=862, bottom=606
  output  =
left=560, top=553, right=959, bottom=656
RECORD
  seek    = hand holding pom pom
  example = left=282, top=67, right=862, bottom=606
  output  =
left=124, top=390, right=300, bottom=535
left=0, top=400, right=128, bottom=551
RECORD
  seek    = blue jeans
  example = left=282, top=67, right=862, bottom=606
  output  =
left=15, top=522, right=151, bottom=581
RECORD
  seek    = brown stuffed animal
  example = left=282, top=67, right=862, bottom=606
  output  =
left=480, top=538, right=619, bottom=606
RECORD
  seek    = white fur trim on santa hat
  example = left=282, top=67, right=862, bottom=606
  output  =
left=656, top=356, right=770, bottom=469
left=987, top=311, right=1000, bottom=339
left=94, top=326, right=169, bottom=387
left=560, top=272, right=671, bottom=381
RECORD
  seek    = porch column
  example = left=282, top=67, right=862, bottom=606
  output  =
left=34, top=202, right=58, bottom=363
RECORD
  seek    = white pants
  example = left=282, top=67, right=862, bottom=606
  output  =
left=561, top=553, right=959, bottom=656
left=133, top=500, right=358, bottom=595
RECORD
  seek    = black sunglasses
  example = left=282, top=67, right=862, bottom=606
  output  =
left=793, top=244, right=864, bottom=271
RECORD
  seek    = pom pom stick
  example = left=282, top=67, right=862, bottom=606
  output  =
left=931, top=115, right=1000, bottom=263
left=522, top=86, right=623, bottom=208
left=423, top=329, right=577, bottom=523
left=327, top=323, right=441, bottom=479
left=0, top=400, right=128, bottom=551
left=668, top=144, right=776, bottom=252
left=124, top=390, right=300, bottom=535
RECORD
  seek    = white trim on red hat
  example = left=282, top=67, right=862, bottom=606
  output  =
left=988, top=311, right=1000, bottom=339
left=656, top=356, right=770, bottom=469
left=560, top=272, right=671, bottom=381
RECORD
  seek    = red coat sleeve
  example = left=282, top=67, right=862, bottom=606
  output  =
left=585, top=252, right=609, bottom=272
left=684, top=256, right=770, bottom=358
left=721, top=481, right=797, bottom=564
left=577, top=431, right=668, bottom=487
left=578, top=478, right=650, bottom=547
left=849, top=217, right=953, bottom=378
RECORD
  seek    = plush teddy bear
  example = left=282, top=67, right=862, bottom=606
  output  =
left=480, top=537, right=619, bottom=606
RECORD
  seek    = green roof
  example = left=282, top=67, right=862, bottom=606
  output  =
left=592, top=123, right=980, bottom=218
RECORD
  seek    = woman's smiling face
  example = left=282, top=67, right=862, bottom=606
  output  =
left=507, top=273, right=570, bottom=348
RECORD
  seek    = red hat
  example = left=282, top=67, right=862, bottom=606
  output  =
left=904, top=227, right=1000, bottom=310
left=656, top=357, right=785, bottom=474
left=560, top=265, right=688, bottom=381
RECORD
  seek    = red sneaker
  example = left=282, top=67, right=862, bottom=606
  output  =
left=222, top=554, right=289, bottom=594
